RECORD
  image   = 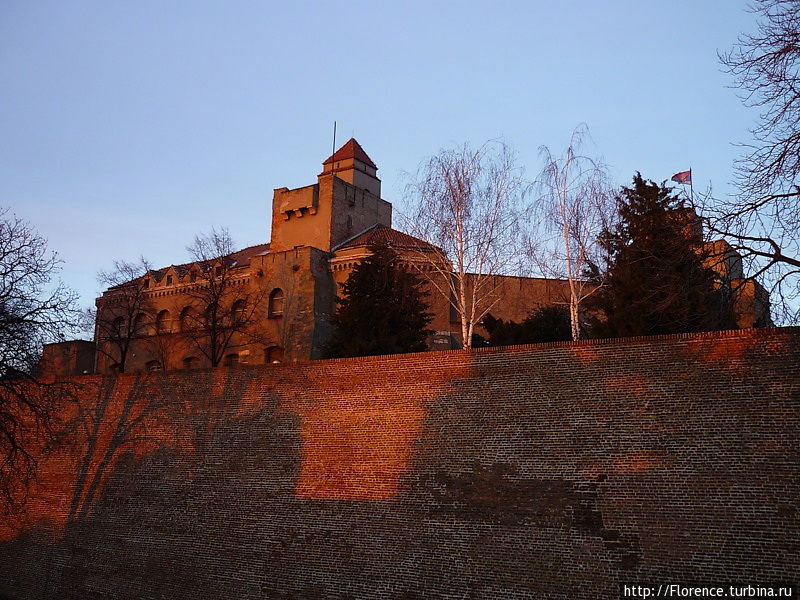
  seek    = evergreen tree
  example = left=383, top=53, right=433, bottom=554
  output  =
left=326, top=242, right=433, bottom=358
left=587, top=173, right=736, bottom=338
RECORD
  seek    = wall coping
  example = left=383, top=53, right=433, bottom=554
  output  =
left=50, top=326, right=800, bottom=384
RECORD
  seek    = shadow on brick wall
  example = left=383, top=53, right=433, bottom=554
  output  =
left=397, top=330, right=799, bottom=597
left=0, top=330, right=797, bottom=599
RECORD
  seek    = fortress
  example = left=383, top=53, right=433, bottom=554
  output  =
left=42, top=139, right=770, bottom=376
left=8, top=142, right=796, bottom=600
left=45, top=139, right=573, bottom=375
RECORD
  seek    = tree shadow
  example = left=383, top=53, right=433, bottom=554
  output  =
left=398, top=330, right=799, bottom=597
left=0, top=330, right=797, bottom=599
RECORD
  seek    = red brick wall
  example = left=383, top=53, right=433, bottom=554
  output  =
left=1, top=327, right=798, bottom=599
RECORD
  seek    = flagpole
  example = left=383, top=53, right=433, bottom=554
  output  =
left=689, top=167, right=694, bottom=205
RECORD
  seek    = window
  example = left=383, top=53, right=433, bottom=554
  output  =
left=215, top=266, right=222, bottom=278
left=264, top=346, right=284, bottom=364
left=190, top=271, right=197, bottom=283
left=231, top=299, right=246, bottom=324
left=133, top=312, right=149, bottom=336
left=156, top=309, right=171, bottom=334
left=166, top=275, right=173, bottom=285
left=112, top=316, right=125, bottom=337
left=145, top=360, right=162, bottom=372
left=142, top=278, right=150, bottom=289
left=179, top=306, right=195, bottom=331
left=268, top=288, right=284, bottom=318
left=223, top=353, right=239, bottom=367
left=182, top=356, right=199, bottom=370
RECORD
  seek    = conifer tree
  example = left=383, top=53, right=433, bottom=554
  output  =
left=587, top=174, right=736, bottom=338
left=326, top=242, right=433, bottom=358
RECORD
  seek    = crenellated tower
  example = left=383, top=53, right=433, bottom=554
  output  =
left=270, top=138, right=391, bottom=253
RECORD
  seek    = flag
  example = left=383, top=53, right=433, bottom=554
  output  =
left=671, top=169, right=692, bottom=185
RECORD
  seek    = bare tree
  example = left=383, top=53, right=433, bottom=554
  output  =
left=403, top=141, right=526, bottom=348
left=710, top=0, right=800, bottom=320
left=0, top=209, right=80, bottom=511
left=181, top=228, right=268, bottom=366
left=92, top=258, right=154, bottom=373
left=533, top=126, right=614, bottom=340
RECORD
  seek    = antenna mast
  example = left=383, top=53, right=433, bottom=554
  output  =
left=332, top=121, right=337, bottom=163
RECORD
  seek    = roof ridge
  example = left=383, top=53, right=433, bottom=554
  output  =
left=331, top=223, right=383, bottom=251
left=333, top=224, right=440, bottom=253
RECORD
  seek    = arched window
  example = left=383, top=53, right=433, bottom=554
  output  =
left=111, top=316, right=125, bottom=337
left=155, top=309, right=171, bottom=334
left=182, top=356, right=199, bottom=370
left=223, top=353, right=239, bottom=367
left=145, top=360, right=162, bottom=372
left=179, top=306, right=195, bottom=332
left=264, top=346, right=284, bottom=364
left=231, top=299, right=246, bottom=324
left=133, top=312, right=149, bottom=336
left=268, top=288, right=284, bottom=318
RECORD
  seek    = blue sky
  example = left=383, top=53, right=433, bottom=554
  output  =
left=1, top=0, right=758, bottom=310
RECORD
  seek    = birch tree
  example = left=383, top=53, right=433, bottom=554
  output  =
left=533, top=126, right=614, bottom=340
left=403, top=141, right=525, bottom=348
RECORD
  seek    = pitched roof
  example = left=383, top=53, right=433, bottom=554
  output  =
left=334, top=224, right=440, bottom=253
left=225, top=243, right=271, bottom=267
left=107, top=243, right=271, bottom=292
left=322, top=138, right=377, bottom=169
left=158, top=243, right=270, bottom=273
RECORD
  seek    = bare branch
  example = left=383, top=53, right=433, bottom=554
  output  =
left=0, top=207, right=81, bottom=512
left=714, top=0, right=800, bottom=319
left=530, top=125, right=615, bottom=340
left=400, top=141, right=526, bottom=348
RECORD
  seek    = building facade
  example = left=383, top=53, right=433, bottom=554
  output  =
left=81, top=139, right=570, bottom=373
left=40, top=139, right=771, bottom=376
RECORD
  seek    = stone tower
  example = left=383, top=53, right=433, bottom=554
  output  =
left=270, top=138, right=391, bottom=253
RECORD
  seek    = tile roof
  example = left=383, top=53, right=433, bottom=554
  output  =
left=157, top=243, right=270, bottom=273
left=225, top=243, right=271, bottom=267
left=334, top=224, right=440, bottom=253
left=108, top=243, right=271, bottom=291
left=322, top=138, right=377, bottom=169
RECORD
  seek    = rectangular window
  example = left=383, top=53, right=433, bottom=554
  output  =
left=166, top=275, right=173, bottom=285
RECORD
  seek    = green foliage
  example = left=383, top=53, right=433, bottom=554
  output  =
left=325, top=242, right=433, bottom=358
left=481, top=305, right=572, bottom=346
left=586, top=173, right=736, bottom=338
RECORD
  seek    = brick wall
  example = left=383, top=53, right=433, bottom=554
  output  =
left=1, top=327, right=798, bottom=599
